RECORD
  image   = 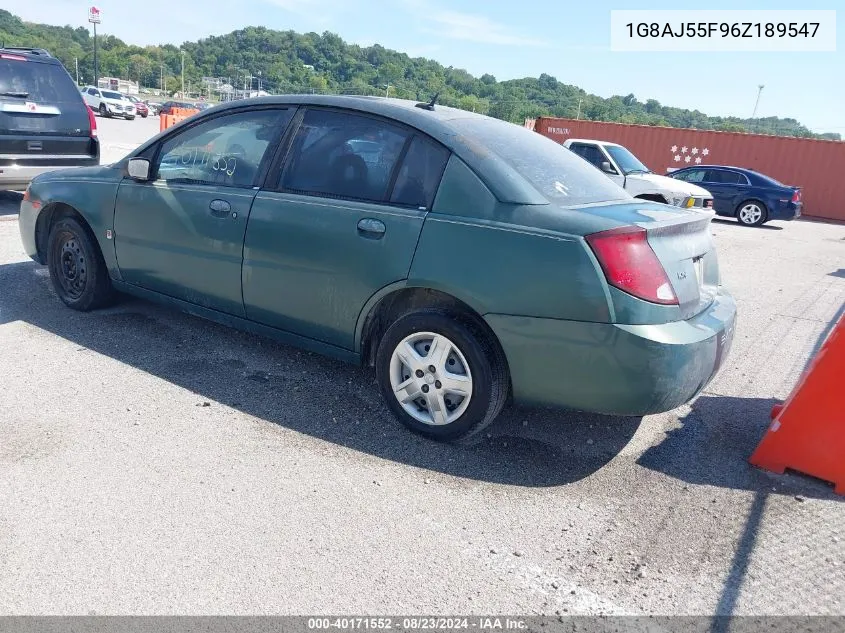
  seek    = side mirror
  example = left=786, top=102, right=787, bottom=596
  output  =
left=127, top=158, right=151, bottom=181
left=600, top=161, right=616, bottom=174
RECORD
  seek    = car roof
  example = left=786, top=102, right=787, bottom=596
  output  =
left=0, top=46, right=56, bottom=62
left=132, top=94, right=552, bottom=205
left=565, top=138, right=622, bottom=147
left=674, top=164, right=764, bottom=176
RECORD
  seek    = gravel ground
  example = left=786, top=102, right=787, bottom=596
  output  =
left=0, top=118, right=843, bottom=616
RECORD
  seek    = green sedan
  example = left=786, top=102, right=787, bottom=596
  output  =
left=18, top=95, right=736, bottom=441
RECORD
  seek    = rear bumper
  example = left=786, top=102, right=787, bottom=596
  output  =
left=486, top=289, right=737, bottom=416
left=0, top=160, right=99, bottom=190
left=770, top=202, right=802, bottom=221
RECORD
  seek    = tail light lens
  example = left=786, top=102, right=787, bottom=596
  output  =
left=585, top=226, right=678, bottom=306
left=86, top=105, right=98, bottom=138
left=791, top=189, right=801, bottom=203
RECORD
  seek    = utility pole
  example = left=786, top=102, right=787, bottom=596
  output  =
left=576, top=97, right=582, bottom=120
left=180, top=50, right=185, bottom=97
left=385, top=83, right=390, bottom=97
left=87, top=7, right=101, bottom=87
left=75, top=57, right=79, bottom=85
left=751, top=84, right=765, bottom=132
left=257, top=71, right=262, bottom=94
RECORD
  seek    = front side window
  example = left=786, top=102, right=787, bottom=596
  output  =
left=674, top=169, right=706, bottom=183
left=155, top=108, right=291, bottom=188
left=281, top=109, right=409, bottom=203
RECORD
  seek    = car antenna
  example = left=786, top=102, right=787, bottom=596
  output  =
left=415, top=92, right=439, bottom=111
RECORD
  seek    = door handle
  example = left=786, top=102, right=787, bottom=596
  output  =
left=357, top=218, right=386, bottom=238
left=209, top=199, right=232, bottom=218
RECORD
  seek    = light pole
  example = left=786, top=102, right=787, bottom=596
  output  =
left=75, top=57, right=79, bottom=85
left=180, top=50, right=185, bottom=97
left=751, top=84, right=765, bottom=130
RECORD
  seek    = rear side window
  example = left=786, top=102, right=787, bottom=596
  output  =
left=0, top=59, right=81, bottom=104
left=569, top=143, right=606, bottom=169
left=281, top=109, right=409, bottom=203
left=390, top=136, right=449, bottom=209
left=705, top=170, right=743, bottom=184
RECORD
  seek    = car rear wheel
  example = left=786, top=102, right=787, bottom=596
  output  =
left=47, top=216, right=114, bottom=311
left=375, top=309, right=509, bottom=442
left=736, top=200, right=768, bottom=226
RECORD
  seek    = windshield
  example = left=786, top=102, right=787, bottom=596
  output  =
left=450, top=117, right=630, bottom=206
left=101, top=90, right=123, bottom=100
left=0, top=59, right=82, bottom=104
left=605, top=145, right=650, bottom=174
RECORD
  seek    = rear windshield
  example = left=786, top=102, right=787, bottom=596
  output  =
left=0, top=59, right=82, bottom=104
left=450, top=117, right=631, bottom=206
left=753, top=172, right=786, bottom=187
left=101, top=90, right=123, bottom=100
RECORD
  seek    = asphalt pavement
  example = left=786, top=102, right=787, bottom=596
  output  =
left=0, top=117, right=843, bottom=615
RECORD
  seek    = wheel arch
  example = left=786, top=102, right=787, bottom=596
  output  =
left=356, top=283, right=506, bottom=374
left=35, top=202, right=95, bottom=264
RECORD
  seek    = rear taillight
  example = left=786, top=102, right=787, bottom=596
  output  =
left=791, top=189, right=801, bottom=203
left=86, top=105, right=98, bottom=138
left=585, top=226, right=679, bottom=306
left=0, top=54, right=27, bottom=61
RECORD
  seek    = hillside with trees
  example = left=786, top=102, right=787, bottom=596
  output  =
left=1, top=9, right=839, bottom=140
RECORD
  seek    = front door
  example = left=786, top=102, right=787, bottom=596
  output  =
left=113, top=106, right=295, bottom=316
left=242, top=107, right=451, bottom=350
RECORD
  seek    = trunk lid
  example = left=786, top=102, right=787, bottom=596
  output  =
left=583, top=202, right=719, bottom=320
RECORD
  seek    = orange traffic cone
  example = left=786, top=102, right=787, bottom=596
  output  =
left=750, top=312, right=845, bottom=495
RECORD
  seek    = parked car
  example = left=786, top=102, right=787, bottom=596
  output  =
left=18, top=96, right=736, bottom=441
left=145, top=101, right=163, bottom=116
left=81, top=86, right=135, bottom=119
left=563, top=138, right=714, bottom=211
left=0, top=46, right=99, bottom=190
left=667, top=165, right=802, bottom=227
left=126, top=95, right=148, bottom=118
left=158, top=100, right=197, bottom=115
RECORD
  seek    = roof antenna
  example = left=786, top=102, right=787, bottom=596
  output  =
left=415, top=92, right=439, bottom=111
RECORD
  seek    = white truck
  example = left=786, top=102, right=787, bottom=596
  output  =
left=563, top=138, right=714, bottom=210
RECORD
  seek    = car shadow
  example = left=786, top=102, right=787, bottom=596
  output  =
left=830, top=268, right=845, bottom=280
left=711, top=218, right=783, bottom=231
left=638, top=394, right=841, bottom=501
left=0, top=259, right=643, bottom=488
left=0, top=191, right=22, bottom=217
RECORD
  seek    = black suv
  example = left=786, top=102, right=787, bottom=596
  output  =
left=0, top=47, right=99, bottom=190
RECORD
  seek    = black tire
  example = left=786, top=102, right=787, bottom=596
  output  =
left=99, top=103, right=108, bottom=117
left=141, top=113, right=148, bottom=118
left=126, top=116, right=135, bottom=121
left=375, top=309, right=509, bottom=442
left=736, top=199, right=768, bottom=227
left=46, top=216, right=114, bottom=311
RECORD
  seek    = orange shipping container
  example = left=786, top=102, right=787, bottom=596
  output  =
left=533, top=117, right=845, bottom=222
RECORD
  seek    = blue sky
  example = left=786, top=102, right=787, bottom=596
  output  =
left=6, top=0, right=842, bottom=133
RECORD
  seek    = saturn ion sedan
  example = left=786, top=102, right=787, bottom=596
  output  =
left=18, top=95, right=737, bottom=441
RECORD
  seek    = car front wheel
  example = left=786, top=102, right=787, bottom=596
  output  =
left=736, top=200, right=768, bottom=226
left=375, top=309, right=509, bottom=442
left=47, top=216, right=114, bottom=311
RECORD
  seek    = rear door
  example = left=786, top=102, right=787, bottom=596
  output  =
left=242, top=107, right=450, bottom=350
left=0, top=55, right=96, bottom=165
